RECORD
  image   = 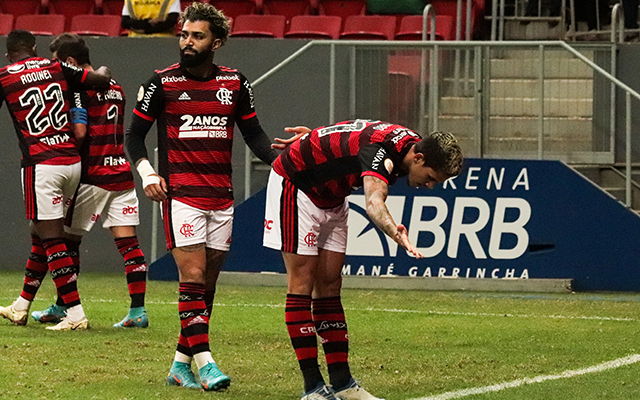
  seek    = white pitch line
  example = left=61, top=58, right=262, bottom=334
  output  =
left=408, top=354, right=640, bottom=400
left=1, top=298, right=636, bottom=322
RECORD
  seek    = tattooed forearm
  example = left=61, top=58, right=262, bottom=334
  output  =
left=363, top=176, right=402, bottom=244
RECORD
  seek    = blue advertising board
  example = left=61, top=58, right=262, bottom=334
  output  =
left=154, top=159, right=640, bottom=292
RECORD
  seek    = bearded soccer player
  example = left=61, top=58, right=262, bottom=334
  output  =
left=263, top=120, right=463, bottom=400
left=125, top=2, right=286, bottom=391
left=0, top=30, right=111, bottom=331
left=29, top=33, right=150, bottom=329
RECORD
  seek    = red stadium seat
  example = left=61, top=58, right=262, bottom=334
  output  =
left=15, top=14, right=65, bottom=36
left=0, top=14, right=14, bottom=35
left=231, top=14, right=286, bottom=38
left=210, top=0, right=258, bottom=21
left=340, top=15, right=396, bottom=40
left=262, top=0, right=315, bottom=25
left=284, top=15, right=341, bottom=39
left=70, top=14, right=122, bottom=36
left=49, top=0, right=96, bottom=31
left=395, top=15, right=455, bottom=41
left=318, top=0, right=364, bottom=19
left=97, top=0, right=124, bottom=16
left=0, top=0, right=46, bottom=19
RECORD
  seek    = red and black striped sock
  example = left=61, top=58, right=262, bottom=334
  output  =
left=115, top=236, right=147, bottom=308
left=286, top=293, right=324, bottom=392
left=178, top=283, right=210, bottom=356
left=19, top=235, right=47, bottom=302
left=313, top=296, right=351, bottom=390
left=42, top=238, right=80, bottom=308
left=176, top=288, right=215, bottom=359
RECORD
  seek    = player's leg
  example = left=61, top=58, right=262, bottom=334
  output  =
left=0, top=224, right=47, bottom=326
left=263, top=171, right=335, bottom=399
left=102, top=188, right=149, bottom=327
left=313, top=203, right=384, bottom=400
left=32, top=183, right=102, bottom=324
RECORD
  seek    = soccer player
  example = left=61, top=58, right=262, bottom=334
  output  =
left=0, top=30, right=111, bottom=331
left=263, top=120, right=464, bottom=400
left=126, top=2, right=285, bottom=391
left=30, top=33, right=150, bottom=329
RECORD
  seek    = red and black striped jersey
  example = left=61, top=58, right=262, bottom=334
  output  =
left=273, top=120, right=421, bottom=209
left=73, top=79, right=134, bottom=191
left=0, top=57, right=88, bottom=167
left=132, top=63, right=260, bottom=210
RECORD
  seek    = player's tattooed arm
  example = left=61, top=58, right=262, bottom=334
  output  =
left=363, top=175, right=424, bottom=259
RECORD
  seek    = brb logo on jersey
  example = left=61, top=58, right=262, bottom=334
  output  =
left=216, top=88, right=233, bottom=105
left=178, top=115, right=229, bottom=139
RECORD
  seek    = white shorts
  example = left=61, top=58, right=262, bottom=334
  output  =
left=263, top=169, right=348, bottom=256
left=161, top=199, right=233, bottom=251
left=64, top=184, right=140, bottom=235
left=21, top=162, right=81, bottom=221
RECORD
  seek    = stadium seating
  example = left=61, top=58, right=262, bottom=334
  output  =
left=0, top=14, right=14, bottom=35
left=231, top=14, right=286, bottom=38
left=340, top=15, right=396, bottom=40
left=317, top=0, right=365, bottom=19
left=262, top=0, right=316, bottom=25
left=96, top=0, right=124, bottom=16
left=49, top=0, right=96, bottom=31
left=284, top=15, right=341, bottom=39
left=15, top=14, right=65, bottom=36
left=429, top=0, right=479, bottom=39
left=210, top=0, right=258, bottom=21
left=0, top=0, right=46, bottom=19
left=71, top=14, right=122, bottom=36
left=395, top=15, right=455, bottom=41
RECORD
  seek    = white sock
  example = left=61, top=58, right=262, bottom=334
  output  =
left=13, top=296, right=30, bottom=311
left=174, top=351, right=192, bottom=364
left=194, top=352, right=215, bottom=369
left=66, top=304, right=85, bottom=321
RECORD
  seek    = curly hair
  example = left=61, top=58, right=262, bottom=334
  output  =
left=180, top=2, right=231, bottom=45
left=414, top=131, right=464, bottom=177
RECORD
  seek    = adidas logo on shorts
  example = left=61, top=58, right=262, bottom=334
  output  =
left=178, top=92, right=191, bottom=101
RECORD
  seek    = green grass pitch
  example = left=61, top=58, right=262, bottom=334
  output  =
left=0, top=271, right=639, bottom=399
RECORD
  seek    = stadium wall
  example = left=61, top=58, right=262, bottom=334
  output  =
left=0, top=37, right=639, bottom=290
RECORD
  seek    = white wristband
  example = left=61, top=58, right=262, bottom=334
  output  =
left=136, top=159, right=161, bottom=189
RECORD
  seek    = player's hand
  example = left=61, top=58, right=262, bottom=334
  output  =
left=271, top=126, right=311, bottom=150
left=143, top=175, right=167, bottom=202
left=397, top=224, right=424, bottom=259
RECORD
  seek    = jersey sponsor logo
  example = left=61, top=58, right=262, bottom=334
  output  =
left=242, top=80, right=255, bottom=108
left=216, top=75, right=239, bottom=81
left=73, top=92, right=82, bottom=108
left=140, top=83, right=157, bottom=112
left=178, top=115, right=228, bottom=138
left=178, top=92, right=191, bottom=101
left=390, top=128, right=420, bottom=144
left=52, top=195, right=64, bottom=205
left=137, top=85, right=144, bottom=102
left=122, top=206, right=137, bottom=215
left=91, top=213, right=100, bottom=222
left=103, top=156, right=128, bottom=166
left=40, top=133, right=71, bottom=146
left=161, top=75, right=187, bottom=84
left=317, top=120, right=368, bottom=137
left=371, top=147, right=387, bottom=171
left=374, top=123, right=393, bottom=131
left=8, top=59, right=51, bottom=74
left=20, top=70, right=53, bottom=85
left=264, top=219, right=273, bottom=230
left=216, top=88, right=233, bottom=105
